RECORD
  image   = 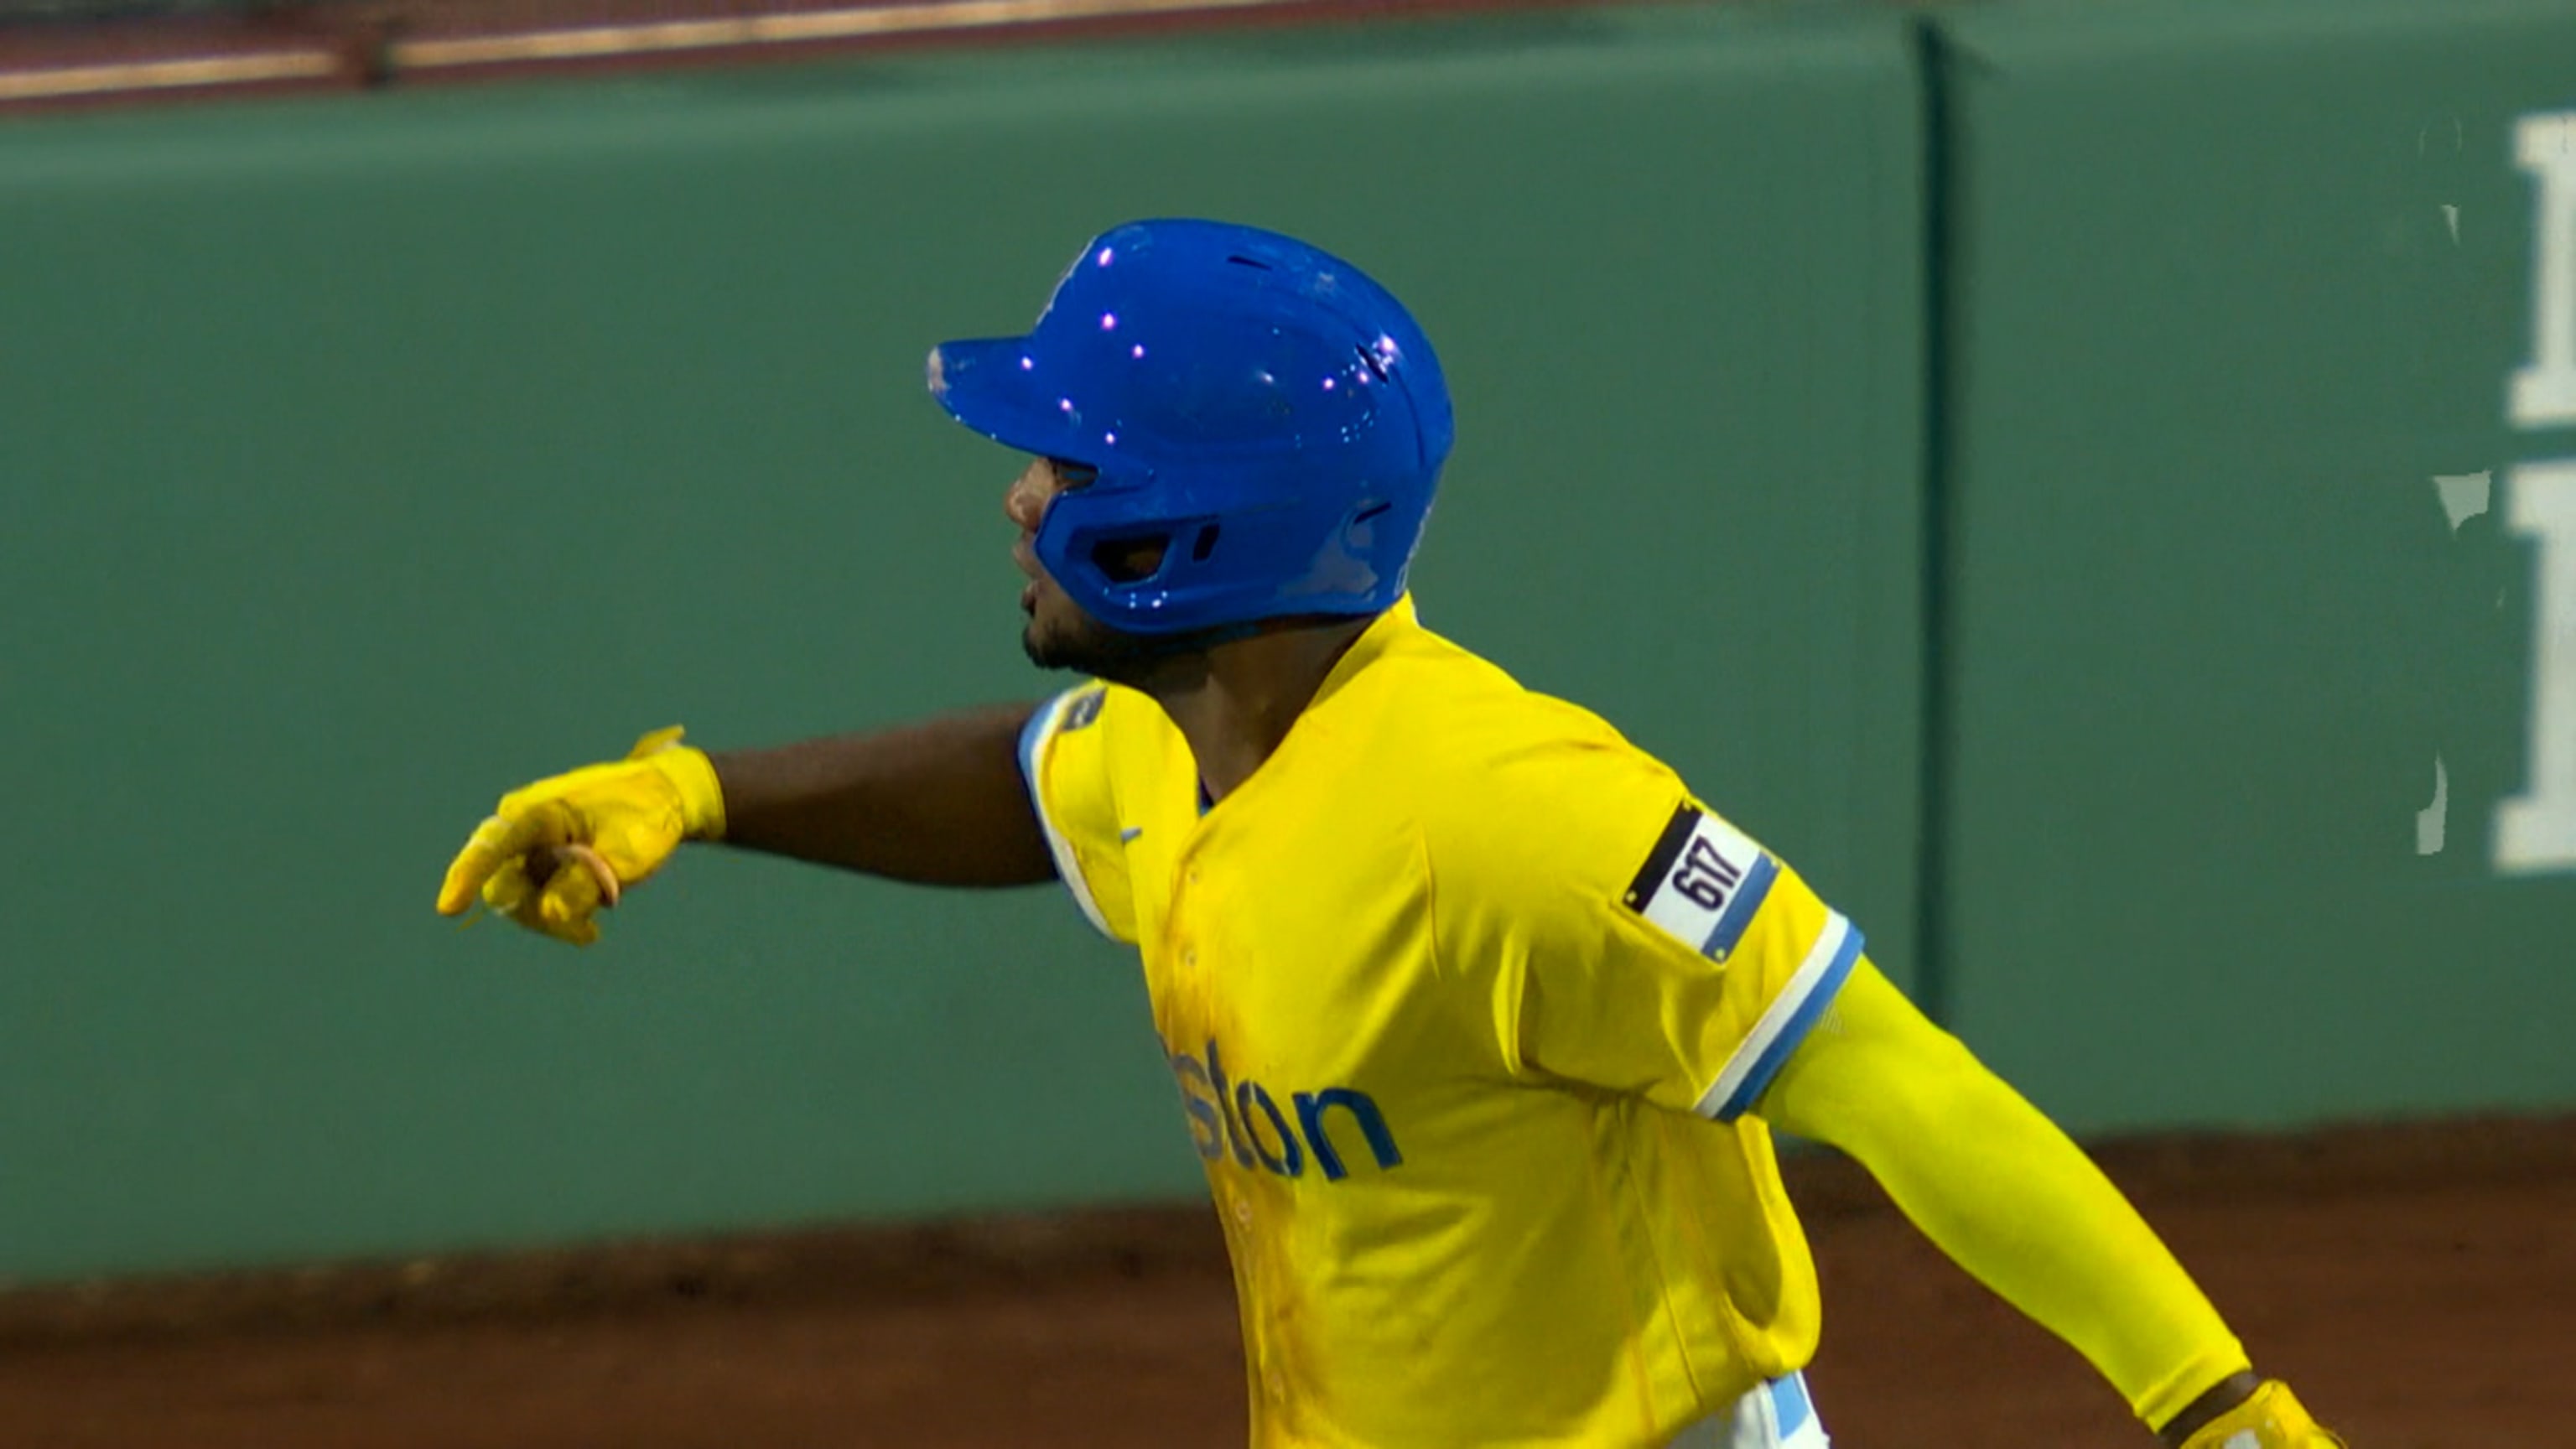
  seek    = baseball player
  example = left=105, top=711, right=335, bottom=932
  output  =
left=438, top=220, right=2347, bottom=1449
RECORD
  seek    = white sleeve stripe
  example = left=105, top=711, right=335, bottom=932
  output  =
left=1016, top=690, right=1114, bottom=939
left=1692, top=911, right=1856, bottom=1120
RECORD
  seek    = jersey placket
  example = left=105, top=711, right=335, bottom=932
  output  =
left=1160, top=818, right=1314, bottom=1436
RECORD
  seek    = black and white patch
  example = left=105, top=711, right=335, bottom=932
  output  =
left=1620, top=802, right=1773, bottom=961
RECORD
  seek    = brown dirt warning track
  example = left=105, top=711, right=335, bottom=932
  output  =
left=1, top=1117, right=2568, bottom=1449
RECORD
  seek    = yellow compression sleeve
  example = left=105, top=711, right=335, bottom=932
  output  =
left=1758, top=960, right=2250, bottom=1430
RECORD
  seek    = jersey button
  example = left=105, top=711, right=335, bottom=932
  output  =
left=1182, top=948, right=1198, bottom=968
left=1187, top=868, right=1202, bottom=885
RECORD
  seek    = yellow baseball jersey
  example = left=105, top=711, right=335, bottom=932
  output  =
left=1018, top=597, right=1864, bottom=1449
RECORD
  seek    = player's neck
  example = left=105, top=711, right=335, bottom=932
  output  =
left=1141, top=619, right=1372, bottom=803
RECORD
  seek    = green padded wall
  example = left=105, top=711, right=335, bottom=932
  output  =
left=0, top=3, right=1925, bottom=1281
left=1933, top=0, right=2576, bottom=1130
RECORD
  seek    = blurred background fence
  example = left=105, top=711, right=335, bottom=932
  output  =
left=0, top=0, right=2570, bottom=1287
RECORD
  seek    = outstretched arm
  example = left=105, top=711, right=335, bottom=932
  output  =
left=438, top=704, right=1058, bottom=945
left=1754, top=961, right=2338, bottom=1446
left=710, top=703, right=1056, bottom=887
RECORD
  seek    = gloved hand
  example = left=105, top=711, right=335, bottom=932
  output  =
left=2176, top=1380, right=2347, bottom=1449
left=435, top=726, right=726, bottom=946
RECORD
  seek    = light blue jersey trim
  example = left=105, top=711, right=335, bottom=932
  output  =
left=1662, top=1370, right=1827, bottom=1448
left=1770, top=1371, right=1814, bottom=1438
left=1017, top=688, right=1114, bottom=938
left=1713, top=923, right=1863, bottom=1121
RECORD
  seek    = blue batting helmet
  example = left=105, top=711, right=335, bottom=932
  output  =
left=928, top=219, right=1453, bottom=636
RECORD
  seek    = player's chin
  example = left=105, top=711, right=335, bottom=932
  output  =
left=1020, top=610, right=1082, bottom=673
left=1023, top=610, right=1127, bottom=676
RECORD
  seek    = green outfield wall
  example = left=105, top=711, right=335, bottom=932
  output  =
left=1929, top=0, right=2576, bottom=1131
left=4, top=0, right=2573, bottom=1286
left=0, top=3, right=1926, bottom=1282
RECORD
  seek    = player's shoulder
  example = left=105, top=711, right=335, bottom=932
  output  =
left=1374, top=629, right=1691, bottom=871
left=1384, top=622, right=1669, bottom=770
left=1363, top=616, right=1639, bottom=757
left=1025, top=677, right=1187, bottom=806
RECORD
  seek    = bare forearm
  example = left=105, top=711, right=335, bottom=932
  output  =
left=709, top=703, right=1057, bottom=887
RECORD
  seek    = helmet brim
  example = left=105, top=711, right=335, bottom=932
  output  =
left=927, top=335, right=1093, bottom=462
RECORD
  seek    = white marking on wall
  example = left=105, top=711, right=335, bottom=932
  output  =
left=2512, top=112, right=2576, bottom=426
left=2418, top=754, right=2449, bottom=856
left=2444, top=203, right=2461, bottom=245
left=2434, top=470, right=2493, bottom=532
left=2496, top=463, right=2576, bottom=874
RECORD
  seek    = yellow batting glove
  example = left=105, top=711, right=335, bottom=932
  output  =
left=2178, top=1381, right=2348, bottom=1449
left=435, top=726, right=727, bottom=946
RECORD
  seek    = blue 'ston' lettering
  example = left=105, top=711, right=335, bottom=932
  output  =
left=1166, top=1039, right=1402, bottom=1182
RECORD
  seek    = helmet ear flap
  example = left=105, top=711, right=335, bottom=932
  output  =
left=1073, top=513, right=1243, bottom=618
left=1088, top=531, right=1172, bottom=585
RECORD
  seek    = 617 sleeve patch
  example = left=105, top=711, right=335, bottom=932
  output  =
left=1619, top=802, right=1778, bottom=963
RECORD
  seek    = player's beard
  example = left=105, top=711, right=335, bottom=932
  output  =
left=1023, top=607, right=1225, bottom=688
left=1023, top=610, right=1150, bottom=677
